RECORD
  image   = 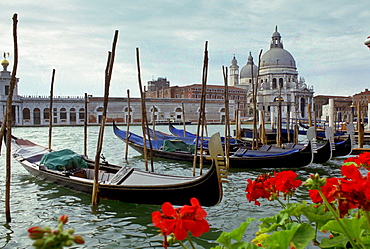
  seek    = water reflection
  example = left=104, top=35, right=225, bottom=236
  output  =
left=0, top=125, right=349, bottom=248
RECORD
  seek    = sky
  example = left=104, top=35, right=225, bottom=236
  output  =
left=1, top=1, right=370, bottom=98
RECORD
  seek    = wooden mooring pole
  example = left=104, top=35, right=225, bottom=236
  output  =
left=4, top=13, right=19, bottom=222
left=92, top=30, right=118, bottom=205
left=48, top=69, right=55, bottom=151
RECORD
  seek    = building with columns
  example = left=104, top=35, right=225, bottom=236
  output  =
left=229, top=27, right=314, bottom=121
left=0, top=56, right=233, bottom=126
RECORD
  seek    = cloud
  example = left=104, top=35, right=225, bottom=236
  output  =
left=0, top=1, right=369, bottom=98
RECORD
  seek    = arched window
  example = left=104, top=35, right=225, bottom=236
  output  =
left=272, top=78, right=277, bottom=89
left=79, top=108, right=85, bottom=120
left=23, top=108, right=30, bottom=120
left=301, top=98, right=306, bottom=118
left=279, top=78, right=284, bottom=88
left=60, top=108, right=67, bottom=120
left=70, top=108, right=76, bottom=123
left=43, top=108, right=49, bottom=120
left=33, top=108, right=41, bottom=125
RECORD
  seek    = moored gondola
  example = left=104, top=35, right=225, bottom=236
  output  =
left=11, top=134, right=225, bottom=207
left=114, top=123, right=313, bottom=169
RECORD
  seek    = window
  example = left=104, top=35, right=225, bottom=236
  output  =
left=279, top=78, right=284, bottom=88
left=23, top=108, right=30, bottom=119
left=5, top=85, right=9, bottom=95
left=60, top=108, right=67, bottom=120
left=79, top=108, right=85, bottom=120
left=272, top=78, right=277, bottom=89
left=43, top=108, right=50, bottom=120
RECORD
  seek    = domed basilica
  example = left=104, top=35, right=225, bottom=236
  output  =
left=229, top=27, right=314, bottom=121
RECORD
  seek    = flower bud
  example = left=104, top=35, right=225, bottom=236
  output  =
left=63, top=239, right=74, bottom=246
left=74, top=235, right=85, bottom=244
left=58, top=215, right=68, bottom=224
left=28, top=226, right=45, bottom=234
left=67, top=228, right=75, bottom=234
left=166, top=234, right=177, bottom=246
left=28, top=227, right=45, bottom=239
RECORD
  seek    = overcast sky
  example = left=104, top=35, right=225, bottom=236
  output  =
left=1, top=1, right=369, bottom=98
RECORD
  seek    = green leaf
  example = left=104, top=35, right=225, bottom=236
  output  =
left=263, top=229, right=295, bottom=249
left=301, top=204, right=334, bottom=229
left=258, top=213, right=289, bottom=233
left=319, top=235, right=348, bottom=248
left=216, top=231, right=232, bottom=247
left=289, top=223, right=316, bottom=249
left=262, top=223, right=315, bottom=249
left=228, top=218, right=255, bottom=242
left=230, top=242, right=261, bottom=249
left=283, top=201, right=308, bottom=218
left=216, top=218, right=255, bottom=247
left=321, top=216, right=366, bottom=241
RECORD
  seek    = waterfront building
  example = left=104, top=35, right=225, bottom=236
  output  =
left=229, top=27, right=315, bottom=122
left=0, top=57, right=233, bottom=126
left=314, top=95, right=352, bottom=123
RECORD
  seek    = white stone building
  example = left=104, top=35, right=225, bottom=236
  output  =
left=0, top=56, right=232, bottom=126
left=229, top=27, right=314, bottom=121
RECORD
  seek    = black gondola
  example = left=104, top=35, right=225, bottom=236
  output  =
left=114, top=123, right=313, bottom=169
left=332, top=135, right=353, bottom=157
left=11, top=134, right=225, bottom=207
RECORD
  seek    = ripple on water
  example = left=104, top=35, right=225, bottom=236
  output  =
left=0, top=125, right=349, bottom=248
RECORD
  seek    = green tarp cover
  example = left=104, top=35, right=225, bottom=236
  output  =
left=162, top=140, right=195, bottom=153
left=40, top=149, right=88, bottom=171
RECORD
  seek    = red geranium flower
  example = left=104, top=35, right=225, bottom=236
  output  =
left=246, top=171, right=302, bottom=205
left=309, top=164, right=370, bottom=217
left=344, top=152, right=370, bottom=169
left=152, top=198, right=209, bottom=241
left=274, top=170, right=302, bottom=194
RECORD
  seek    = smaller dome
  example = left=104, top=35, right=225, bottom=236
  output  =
left=1, top=59, right=9, bottom=66
left=240, top=52, right=258, bottom=78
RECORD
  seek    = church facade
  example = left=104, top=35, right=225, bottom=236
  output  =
left=229, top=27, right=314, bottom=122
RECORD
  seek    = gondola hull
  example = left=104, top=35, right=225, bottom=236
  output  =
left=332, top=135, right=352, bottom=157
left=12, top=137, right=223, bottom=207
left=116, top=124, right=313, bottom=169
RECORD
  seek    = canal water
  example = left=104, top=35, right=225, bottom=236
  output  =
left=0, top=125, right=346, bottom=248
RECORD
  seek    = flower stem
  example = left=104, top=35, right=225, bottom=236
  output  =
left=187, top=234, right=196, bottom=249
left=178, top=240, right=188, bottom=249
left=318, top=190, right=361, bottom=249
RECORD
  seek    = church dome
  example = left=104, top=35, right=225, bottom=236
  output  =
left=260, top=27, right=296, bottom=69
left=261, top=49, right=296, bottom=68
left=240, top=52, right=258, bottom=78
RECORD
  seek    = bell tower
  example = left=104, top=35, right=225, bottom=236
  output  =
left=229, top=55, right=239, bottom=86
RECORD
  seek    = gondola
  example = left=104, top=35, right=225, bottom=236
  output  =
left=11, top=134, right=225, bottom=207
left=332, top=135, right=353, bottom=157
left=170, top=123, right=330, bottom=163
left=115, top=123, right=313, bottom=169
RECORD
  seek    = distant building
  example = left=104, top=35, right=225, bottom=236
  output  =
left=229, top=27, right=314, bottom=121
left=314, top=95, right=352, bottom=122
left=0, top=57, right=233, bottom=126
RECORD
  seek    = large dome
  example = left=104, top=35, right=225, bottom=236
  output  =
left=260, top=27, right=296, bottom=69
left=261, top=48, right=296, bottom=68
